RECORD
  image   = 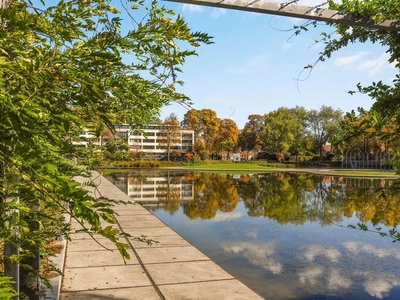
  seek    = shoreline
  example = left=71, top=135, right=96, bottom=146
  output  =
left=97, top=166, right=399, bottom=179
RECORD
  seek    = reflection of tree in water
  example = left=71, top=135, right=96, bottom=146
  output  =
left=156, top=172, right=189, bottom=215
left=238, top=173, right=399, bottom=227
left=340, top=178, right=400, bottom=226
left=302, top=175, right=348, bottom=226
left=114, top=171, right=400, bottom=227
left=240, top=173, right=310, bottom=225
left=182, top=173, right=239, bottom=219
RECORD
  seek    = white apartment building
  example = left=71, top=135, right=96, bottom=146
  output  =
left=77, top=124, right=194, bottom=155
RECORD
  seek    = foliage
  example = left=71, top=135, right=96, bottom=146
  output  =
left=336, top=108, right=400, bottom=156
left=114, top=161, right=161, bottom=168
left=261, top=107, right=308, bottom=157
left=238, top=114, right=264, bottom=157
left=218, top=118, right=239, bottom=155
left=0, top=0, right=211, bottom=295
left=305, top=106, right=343, bottom=161
left=157, top=113, right=181, bottom=161
left=296, top=1, right=400, bottom=162
left=0, top=276, right=18, bottom=299
left=182, top=109, right=221, bottom=159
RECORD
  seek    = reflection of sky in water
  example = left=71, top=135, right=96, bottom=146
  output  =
left=151, top=201, right=400, bottom=299
left=114, top=172, right=400, bottom=299
left=215, top=209, right=400, bottom=299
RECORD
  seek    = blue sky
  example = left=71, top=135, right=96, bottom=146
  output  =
left=153, top=0, right=398, bottom=128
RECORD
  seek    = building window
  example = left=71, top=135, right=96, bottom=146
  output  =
left=143, top=145, right=155, bottom=150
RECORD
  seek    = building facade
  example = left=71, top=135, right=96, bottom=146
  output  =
left=77, top=124, right=194, bottom=155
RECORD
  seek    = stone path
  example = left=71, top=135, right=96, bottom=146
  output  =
left=59, top=171, right=263, bottom=300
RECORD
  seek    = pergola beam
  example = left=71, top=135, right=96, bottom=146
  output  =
left=166, top=0, right=400, bottom=32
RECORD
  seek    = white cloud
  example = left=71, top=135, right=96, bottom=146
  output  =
left=364, top=278, right=400, bottom=299
left=327, top=268, right=352, bottom=290
left=282, top=42, right=294, bottom=50
left=298, top=267, right=324, bottom=285
left=222, top=241, right=283, bottom=274
left=211, top=211, right=243, bottom=221
left=358, top=52, right=394, bottom=76
left=335, top=51, right=368, bottom=67
left=335, top=51, right=395, bottom=76
left=210, top=8, right=226, bottom=19
left=343, top=241, right=400, bottom=260
left=303, top=245, right=341, bottom=262
left=244, top=230, right=258, bottom=239
left=181, top=4, right=203, bottom=13
left=227, top=54, right=269, bottom=75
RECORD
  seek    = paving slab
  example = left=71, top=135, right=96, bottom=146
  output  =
left=129, top=235, right=191, bottom=248
left=159, top=279, right=264, bottom=300
left=64, top=249, right=138, bottom=268
left=145, top=260, right=235, bottom=285
left=62, top=265, right=150, bottom=291
left=66, top=237, right=119, bottom=252
left=135, top=246, right=210, bottom=264
left=59, top=171, right=264, bottom=300
left=61, top=286, right=160, bottom=300
left=117, top=219, right=166, bottom=229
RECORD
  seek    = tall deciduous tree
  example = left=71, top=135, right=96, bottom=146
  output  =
left=0, top=0, right=211, bottom=294
left=238, top=114, right=264, bottom=158
left=158, top=113, right=181, bottom=161
left=218, top=118, right=239, bottom=158
left=182, top=109, right=220, bottom=159
left=300, top=1, right=400, bottom=167
left=262, top=107, right=300, bottom=157
left=288, top=106, right=307, bottom=161
left=305, top=106, right=343, bottom=161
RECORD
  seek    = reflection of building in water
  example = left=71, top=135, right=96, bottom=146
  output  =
left=126, top=175, right=193, bottom=202
left=112, top=177, right=128, bottom=194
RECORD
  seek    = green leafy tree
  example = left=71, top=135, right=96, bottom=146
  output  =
left=0, top=0, right=211, bottom=295
left=288, top=106, right=307, bottom=161
left=305, top=106, right=343, bottom=161
left=301, top=1, right=400, bottom=164
left=261, top=107, right=300, bottom=157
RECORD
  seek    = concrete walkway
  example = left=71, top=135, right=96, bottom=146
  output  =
left=59, top=172, right=263, bottom=300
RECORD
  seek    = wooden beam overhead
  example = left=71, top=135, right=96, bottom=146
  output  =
left=166, top=0, right=400, bottom=32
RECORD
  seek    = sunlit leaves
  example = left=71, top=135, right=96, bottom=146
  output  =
left=0, top=0, right=212, bottom=293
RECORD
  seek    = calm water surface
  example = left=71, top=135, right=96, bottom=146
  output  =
left=109, top=170, right=400, bottom=299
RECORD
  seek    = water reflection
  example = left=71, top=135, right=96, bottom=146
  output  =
left=108, top=171, right=400, bottom=299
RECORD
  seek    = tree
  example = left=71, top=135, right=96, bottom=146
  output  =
left=181, top=109, right=220, bottom=159
left=0, top=0, right=211, bottom=295
left=261, top=107, right=300, bottom=157
left=288, top=106, right=307, bottom=162
left=337, top=108, right=383, bottom=154
left=157, top=113, right=181, bottom=161
left=305, top=106, right=343, bottom=161
left=217, top=118, right=239, bottom=159
left=299, top=1, right=400, bottom=166
left=238, top=114, right=264, bottom=159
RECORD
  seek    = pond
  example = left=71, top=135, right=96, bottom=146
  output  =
left=108, top=170, right=400, bottom=299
